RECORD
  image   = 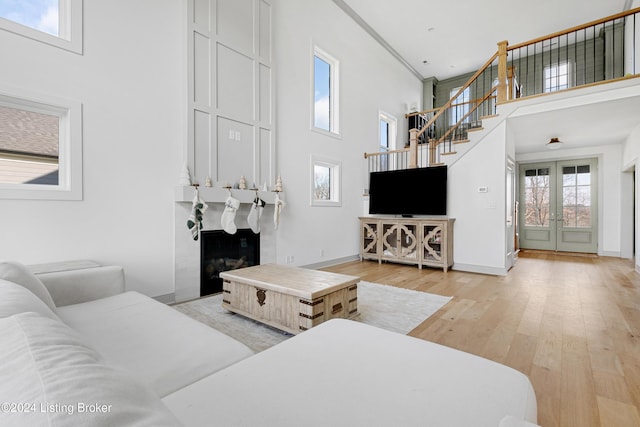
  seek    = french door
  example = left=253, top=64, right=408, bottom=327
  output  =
left=519, top=158, right=598, bottom=253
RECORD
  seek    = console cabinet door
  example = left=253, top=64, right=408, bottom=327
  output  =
left=381, top=222, right=418, bottom=262
left=360, top=220, right=380, bottom=260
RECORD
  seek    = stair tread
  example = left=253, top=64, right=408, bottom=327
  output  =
left=479, top=114, right=499, bottom=120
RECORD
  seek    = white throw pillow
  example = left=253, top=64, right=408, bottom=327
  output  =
left=0, top=280, right=59, bottom=320
left=0, top=261, right=57, bottom=311
left=0, top=312, right=181, bottom=427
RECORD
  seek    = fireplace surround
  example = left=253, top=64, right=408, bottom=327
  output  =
left=200, top=229, right=260, bottom=297
left=174, top=192, right=277, bottom=303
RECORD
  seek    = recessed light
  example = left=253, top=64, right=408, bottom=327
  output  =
left=427, top=27, right=435, bottom=32
left=450, top=65, right=457, bottom=68
left=422, top=60, right=429, bottom=65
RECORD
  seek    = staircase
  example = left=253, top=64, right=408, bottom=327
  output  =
left=364, top=6, right=640, bottom=172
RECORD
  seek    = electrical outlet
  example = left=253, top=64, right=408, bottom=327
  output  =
left=320, top=249, right=325, bottom=257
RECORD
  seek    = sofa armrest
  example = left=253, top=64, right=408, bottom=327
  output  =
left=35, top=266, right=125, bottom=307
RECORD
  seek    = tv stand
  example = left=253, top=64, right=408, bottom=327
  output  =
left=359, top=217, right=454, bottom=272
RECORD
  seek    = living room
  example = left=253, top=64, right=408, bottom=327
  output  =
left=2, top=1, right=640, bottom=426
left=2, top=0, right=640, bottom=301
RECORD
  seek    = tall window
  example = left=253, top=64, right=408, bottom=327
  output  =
left=0, top=0, right=82, bottom=53
left=379, top=111, right=397, bottom=172
left=0, top=88, right=82, bottom=200
left=0, top=0, right=60, bottom=35
left=544, top=62, right=570, bottom=93
left=450, top=86, right=470, bottom=124
left=312, top=46, right=339, bottom=135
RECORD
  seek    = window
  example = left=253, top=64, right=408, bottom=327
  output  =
left=0, top=0, right=82, bottom=53
left=544, top=62, right=571, bottom=93
left=562, top=165, right=591, bottom=227
left=379, top=111, right=397, bottom=171
left=523, top=168, right=550, bottom=227
left=450, top=86, right=470, bottom=124
left=310, top=155, right=341, bottom=206
left=0, top=86, right=82, bottom=200
left=0, top=105, right=59, bottom=185
left=312, top=46, right=339, bottom=135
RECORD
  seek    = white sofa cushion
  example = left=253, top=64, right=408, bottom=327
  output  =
left=164, top=319, right=537, bottom=427
left=0, top=312, right=181, bottom=427
left=0, top=261, right=57, bottom=311
left=57, top=291, right=254, bottom=397
left=0, top=279, right=59, bottom=320
left=35, top=265, right=125, bottom=307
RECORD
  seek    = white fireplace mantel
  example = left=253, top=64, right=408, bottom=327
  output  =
left=174, top=186, right=283, bottom=204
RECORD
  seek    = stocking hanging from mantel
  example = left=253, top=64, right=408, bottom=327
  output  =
left=221, top=195, right=240, bottom=234
left=187, top=187, right=208, bottom=241
left=247, top=196, right=265, bottom=234
left=273, top=193, right=284, bottom=230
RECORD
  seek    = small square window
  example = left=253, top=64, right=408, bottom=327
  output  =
left=311, top=155, right=341, bottom=206
left=0, top=86, right=83, bottom=200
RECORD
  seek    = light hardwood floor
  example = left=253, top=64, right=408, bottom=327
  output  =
left=323, top=251, right=640, bottom=427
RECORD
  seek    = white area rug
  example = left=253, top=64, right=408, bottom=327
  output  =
left=174, top=281, right=452, bottom=353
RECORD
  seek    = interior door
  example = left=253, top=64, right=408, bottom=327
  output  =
left=519, top=159, right=598, bottom=253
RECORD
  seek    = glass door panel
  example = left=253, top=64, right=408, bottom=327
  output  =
left=519, top=162, right=556, bottom=251
left=557, top=160, right=597, bottom=253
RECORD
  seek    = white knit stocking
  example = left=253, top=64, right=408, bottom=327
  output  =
left=221, top=196, right=240, bottom=234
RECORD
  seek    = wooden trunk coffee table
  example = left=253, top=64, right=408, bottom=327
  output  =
left=220, top=264, right=360, bottom=334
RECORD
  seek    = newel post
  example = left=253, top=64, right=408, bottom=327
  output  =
left=497, top=40, right=508, bottom=104
left=409, top=128, right=418, bottom=168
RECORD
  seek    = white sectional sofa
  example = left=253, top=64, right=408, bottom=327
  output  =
left=0, top=261, right=539, bottom=427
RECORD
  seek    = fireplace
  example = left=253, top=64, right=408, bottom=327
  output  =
left=200, top=229, right=260, bottom=297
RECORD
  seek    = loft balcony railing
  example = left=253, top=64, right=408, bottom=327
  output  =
left=364, top=6, right=640, bottom=173
left=506, top=8, right=639, bottom=98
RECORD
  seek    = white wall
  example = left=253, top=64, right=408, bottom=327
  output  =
left=0, top=1, right=185, bottom=297
left=273, top=0, right=422, bottom=267
left=448, top=121, right=508, bottom=274
left=623, top=122, right=640, bottom=271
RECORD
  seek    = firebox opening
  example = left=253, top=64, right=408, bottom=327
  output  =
left=200, top=229, right=260, bottom=297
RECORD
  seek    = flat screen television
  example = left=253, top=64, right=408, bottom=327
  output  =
left=368, top=166, right=447, bottom=216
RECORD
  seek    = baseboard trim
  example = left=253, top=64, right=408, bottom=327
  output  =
left=599, top=250, right=621, bottom=258
left=303, top=255, right=360, bottom=270
left=452, top=263, right=508, bottom=276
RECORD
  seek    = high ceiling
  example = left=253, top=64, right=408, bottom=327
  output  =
left=337, top=0, right=640, bottom=154
left=340, top=0, right=631, bottom=81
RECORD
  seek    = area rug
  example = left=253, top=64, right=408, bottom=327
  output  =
left=173, top=281, right=452, bottom=353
